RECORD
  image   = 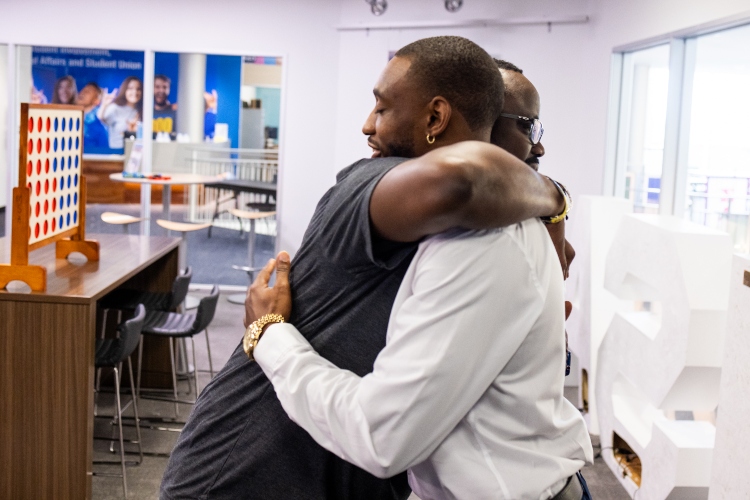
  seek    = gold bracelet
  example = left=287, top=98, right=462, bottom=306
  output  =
left=243, top=313, right=285, bottom=361
left=540, top=176, right=572, bottom=224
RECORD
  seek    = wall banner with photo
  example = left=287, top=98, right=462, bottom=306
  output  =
left=32, top=47, right=145, bottom=155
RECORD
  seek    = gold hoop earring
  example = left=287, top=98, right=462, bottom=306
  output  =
left=426, top=134, right=436, bottom=145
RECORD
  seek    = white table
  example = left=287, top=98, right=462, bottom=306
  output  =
left=109, top=172, right=219, bottom=224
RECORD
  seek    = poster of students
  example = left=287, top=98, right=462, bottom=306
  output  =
left=32, top=48, right=242, bottom=154
left=32, top=47, right=145, bottom=154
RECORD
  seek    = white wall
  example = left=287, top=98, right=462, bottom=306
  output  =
left=332, top=0, right=750, bottom=206
left=2, top=0, right=749, bottom=253
left=0, top=0, right=342, bottom=254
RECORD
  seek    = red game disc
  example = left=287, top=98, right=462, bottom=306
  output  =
left=28, top=139, right=33, bottom=154
left=53, top=198, right=57, bottom=211
left=45, top=158, right=50, bottom=173
left=35, top=202, right=40, bottom=217
left=36, top=181, right=41, bottom=196
left=36, top=159, right=41, bottom=175
left=34, top=223, right=39, bottom=238
left=44, top=179, right=49, bottom=194
left=28, top=117, right=34, bottom=132
left=52, top=218, right=56, bottom=231
left=37, top=117, right=42, bottom=132
left=45, top=138, right=50, bottom=153
left=27, top=161, right=32, bottom=177
left=46, top=117, right=51, bottom=132
left=44, top=199, right=48, bottom=214
left=37, top=139, right=42, bottom=154
left=53, top=178, right=57, bottom=192
left=43, top=220, right=48, bottom=235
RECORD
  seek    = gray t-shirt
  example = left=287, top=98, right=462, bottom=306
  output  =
left=161, top=157, right=415, bottom=500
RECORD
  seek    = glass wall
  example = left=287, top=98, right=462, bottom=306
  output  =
left=682, top=24, right=750, bottom=252
left=616, top=45, right=670, bottom=214
left=610, top=21, right=750, bottom=252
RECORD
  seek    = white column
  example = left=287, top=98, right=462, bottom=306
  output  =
left=177, top=53, right=206, bottom=143
left=140, top=50, right=155, bottom=236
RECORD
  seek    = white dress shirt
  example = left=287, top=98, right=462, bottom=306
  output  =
left=255, top=219, right=593, bottom=500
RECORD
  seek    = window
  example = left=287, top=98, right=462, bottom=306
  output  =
left=682, top=24, right=750, bottom=252
left=614, top=45, right=670, bottom=213
left=609, top=19, right=750, bottom=252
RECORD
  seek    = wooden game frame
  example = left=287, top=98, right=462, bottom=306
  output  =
left=0, top=103, right=100, bottom=292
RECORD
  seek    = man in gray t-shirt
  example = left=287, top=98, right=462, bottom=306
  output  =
left=161, top=36, right=568, bottom=500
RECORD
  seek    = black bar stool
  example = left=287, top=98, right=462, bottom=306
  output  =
left=137, top=285, right=220, bottom=418
left=92, top=304, right=146, bottom=499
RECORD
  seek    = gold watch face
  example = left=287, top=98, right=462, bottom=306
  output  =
left=243, top=326, right=256, bottom=356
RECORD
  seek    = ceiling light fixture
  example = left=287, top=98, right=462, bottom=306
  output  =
left=445, top=0, right=462, bottom=13
left=364, top=0, right=388, bottom=16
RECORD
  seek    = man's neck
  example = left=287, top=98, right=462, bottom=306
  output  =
left=155, top=101, right=171, bottom=111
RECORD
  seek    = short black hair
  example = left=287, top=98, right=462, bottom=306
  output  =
left=83, top=81, right=101, bottom=92
left=494, top=58, right=523, bottom=74
left=155, top=74, right=171, bottom=84
left=395, top=36, right=503, bottom=131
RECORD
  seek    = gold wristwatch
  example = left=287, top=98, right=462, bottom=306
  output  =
left=243, top=313, right=285, bottom=361
left=540, top=176, right=571, bottom=225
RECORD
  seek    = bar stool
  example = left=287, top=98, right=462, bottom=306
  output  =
left=157, top=219, right=212, bottom=310
left=93, top=304, right=146, bottom=499
left=99, top=266, right=193, bottom=317
left=101, top=211, right=146, bottom=234
left=156, top=219, right=212, bottom=271
left=96, top=267, right=193, bottom=400
left=227, top=208, right=276, bottom=304
left=137, top=285, right=220, bottom=418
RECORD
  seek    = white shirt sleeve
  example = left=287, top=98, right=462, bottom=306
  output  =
left=254, top=228, right=548, bottom=478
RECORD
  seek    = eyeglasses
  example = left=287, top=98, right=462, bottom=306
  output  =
left=499, top=113, right=544, bottom=145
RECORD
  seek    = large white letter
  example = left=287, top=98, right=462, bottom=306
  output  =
left=567, top=195, right=632, bottom=435
left=709, top=254, right=750, bottom=499
left=596, top=214, right=731, bottom=499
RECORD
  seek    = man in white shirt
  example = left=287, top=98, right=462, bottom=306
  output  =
left=243, top=62, right=594, bottom=499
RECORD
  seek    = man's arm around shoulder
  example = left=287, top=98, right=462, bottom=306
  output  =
left=370, top=141, right=565, bottom=242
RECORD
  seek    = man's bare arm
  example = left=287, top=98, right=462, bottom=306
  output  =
left=370, top=141, right=564, bottom=242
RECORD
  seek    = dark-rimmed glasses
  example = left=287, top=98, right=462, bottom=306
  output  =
left=499, top=113, right=544, bottom=145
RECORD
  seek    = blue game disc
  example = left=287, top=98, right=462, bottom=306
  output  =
left=54, top=117, right=59, bottom=131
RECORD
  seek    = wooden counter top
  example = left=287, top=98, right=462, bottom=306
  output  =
left=0, top=234, right=180, bottom=303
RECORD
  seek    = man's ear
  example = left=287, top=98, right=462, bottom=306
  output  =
left=426, top=96, right=452, bottom=138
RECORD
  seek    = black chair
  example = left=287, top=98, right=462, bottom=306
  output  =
left=100, top=266, right=193, bottom=316
left=137, top=285, right=220, bottom=418
left=93, top=304, right=145, bottom=499
left=96, top=267, right=193, bottom=401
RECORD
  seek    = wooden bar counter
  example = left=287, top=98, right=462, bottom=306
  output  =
left=0, top=233, right=180, bottom=499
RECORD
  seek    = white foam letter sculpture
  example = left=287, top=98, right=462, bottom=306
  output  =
left=566, top=195, right=632, bottom=435
left=709, top=254, right=750, bottom=499
left=596, top=214, right=732, bottom=499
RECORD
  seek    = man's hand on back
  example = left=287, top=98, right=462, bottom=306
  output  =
left=545, top=219, right=574, bottom=279
left=244, top=251, right=293, bottom=328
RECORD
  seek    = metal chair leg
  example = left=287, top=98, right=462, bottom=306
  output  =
left=136, top=336, right=144, bottom=401
left=169, top=338, right=179, bottom=418
left=191, top=336, right=199, bottom=396
left=113, top=364, right=128, bottom=498
left=204, top=328, right=214, bottom=378
left=127, top=356, right=144, bottom=465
